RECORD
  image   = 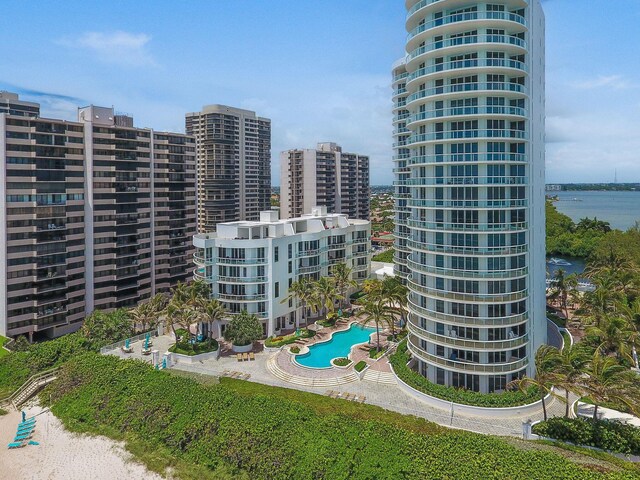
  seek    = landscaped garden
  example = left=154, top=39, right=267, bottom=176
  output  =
left=42, top=353, right=640, bottom=479
left=265, top=328, right=315, bottom=348
left=0, top=335, right=11, bottom=358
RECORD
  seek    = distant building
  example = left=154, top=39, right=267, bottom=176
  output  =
left=0, top=101, right=195, bottom=339
left=0, top=91, right=40, bottom=117
left=280, top=142, right=370, bottom=221
left=186, top=105, right=271, bottom=233
left=193, top=207, right=370, bottom=337
left=545, top=184, right=562, bottom=191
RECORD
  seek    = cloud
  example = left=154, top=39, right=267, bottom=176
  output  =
left=57, top=31, right=158, bottom=68
left=571, top=75, right=632, bottom=90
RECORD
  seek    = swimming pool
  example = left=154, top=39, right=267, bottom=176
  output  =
left=295, top=323, right=374, bottom=369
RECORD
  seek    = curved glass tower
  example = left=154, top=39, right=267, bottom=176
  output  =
left=396, top=0, right=546, bottom=393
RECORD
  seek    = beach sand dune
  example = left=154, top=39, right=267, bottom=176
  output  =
left=0, top=404, right=164, bottom=480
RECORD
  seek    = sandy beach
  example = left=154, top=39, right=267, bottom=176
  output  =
left=0, top=403, right=164, bottom=480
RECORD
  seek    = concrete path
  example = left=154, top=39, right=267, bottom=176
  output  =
left=104, top=334, right=569, bottom=438
left=576, top=402, right=640, bottom=427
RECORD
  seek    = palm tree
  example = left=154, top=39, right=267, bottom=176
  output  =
left=330, top=263, right=357, bottom=310
left=166, top=282, right=191, bottom=340
left=282, top=277, right=315, bottom=327
left=579, top=279, right=620, bottom=327
left=381, top=276, right=408, bottom=336
left=547, top=269, right=578, bottom=319
left=582, top=349, right=640, bottom=420
left=586, top=314, right=639, bottom=362
left=355, top=297, right=395, bottom=353
left=313, top=276, right=342, bottom=319
left=129, top=301, right=153, bottom=334
left=555, top=344, right=590, bottom=417
left=618, top=298, right=640, bottom=368
left=196, top=297, right=226, bottom=339
left=509, top=345, right=561, bottom=421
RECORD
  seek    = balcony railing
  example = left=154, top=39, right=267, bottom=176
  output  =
left=405, top=261, right=528, bottom=280
left=406, top=280, right=528, bottom=303
left=408, top=106, right=527, bottom=124
left=407, top=82, right=527, bottom=103
left=407, top=7, right=526, bottom=32
left=407, top=129, right=528, bottom=144
left=406, top=219, right=528, bottom=232
left=407, top=336, right=529, bottom=374
left=406, top=239, right=528, bottom=256
left=408, top=59, right=528, bottom=84
left=409, top=35, right=527, bottom=62
left=409, top=153, right=527, bottom=165
left=407, top=199, right=528, bottom=209
left=406, top=300, right=529, bottom=328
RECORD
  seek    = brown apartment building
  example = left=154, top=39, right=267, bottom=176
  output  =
left=186, top=105, right=271, bottom=233
left=0, top=95, right=195, bottom=340
left=280, top=142, right=370, bottom=220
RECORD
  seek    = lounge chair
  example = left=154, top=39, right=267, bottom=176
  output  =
left=14, top=433, right=32, bottom=441
left=358, top=395, right=366, bottom=403
left=249, top=352, right=255, bottom=361
left=7, top=441, right=26, bottom=449
left=17, top=426, right=34, bottom=434
left=142, top=347, right=151, bottom=355
left=18, top=421, right=35, bottom=428
left=236, top=355, right=242, bottom=362
left=242, top=353, right=249, bottom=361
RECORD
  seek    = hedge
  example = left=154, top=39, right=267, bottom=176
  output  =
left=354, top=361, right=367, bottom=373
left=533, top=417, right=640, bottom=455
left=43, top=353, right=639, bottom=479
left=169, top=339, right=218, bottom=356
left=389, top=340, right=540, bottom=408
left=333, top=357, right=351, bottom=367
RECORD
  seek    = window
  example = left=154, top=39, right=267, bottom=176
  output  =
left=274, top=246, right=279, bottom=262
left=275, top=282, right=280, bottom=298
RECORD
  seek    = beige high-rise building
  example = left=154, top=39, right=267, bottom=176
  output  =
left=0, top=96, right=196, bottom=340
left=185, top=105, right=271, bottom=233
left=280, top=142, right=370, bottom=220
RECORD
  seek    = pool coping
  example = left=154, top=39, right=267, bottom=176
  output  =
left=292, top=321, right=376, bottom=370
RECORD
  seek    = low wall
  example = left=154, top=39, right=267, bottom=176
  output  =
left=171, top=349, right=219, bottom=364
left=390, top=363, right=551, bottom=419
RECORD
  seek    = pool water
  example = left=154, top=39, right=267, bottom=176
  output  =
left=295, top=323, right=375, bottom=369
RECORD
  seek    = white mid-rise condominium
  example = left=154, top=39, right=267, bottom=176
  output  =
left=186, top=105, right=271, bottom=234
left=394, top=0, right=546, bottom=393
left=193, top=207, right=371, bottom=338
left=280, top=142, right=370, bottom=220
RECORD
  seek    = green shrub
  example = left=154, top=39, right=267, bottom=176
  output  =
left=224, top=311, right=263, bottom=346
left=354, top=361, right=367, bottom=373
left=169, top=339, right=218, bottom=356
left=372, top=249, right=394, bottom=263
left=333, top=357, right=351, bottom=367
left=265, top=329, right=315, bottom=348
left=533, top=417, right=640, bottom=455
left=44, top=354, right=638, bottom=480
left=0, top=408, right=7, bottom=416
left=290, top=346, right=300, bottom=354
left=389, top=340, right=540, bottom=407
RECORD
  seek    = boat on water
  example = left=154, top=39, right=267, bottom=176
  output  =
left=547, top=257, right=572, bottom=266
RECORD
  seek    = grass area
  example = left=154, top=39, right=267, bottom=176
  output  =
left=562, top=331, right=572, bottom=350
left=548, top=312, right=567, bottom=328
left=372, top=248, right=394, bottom=263
left=0, top=336, right=11, bottom=358
left=354, top=360, right=367, bottom=372
left=44, top=355, right=640, bottom=479
left=332, top=357, right=351, bottom=367
left=0, top=408, right=8, bottom=416
left=369, top=348, right=386, bottom=359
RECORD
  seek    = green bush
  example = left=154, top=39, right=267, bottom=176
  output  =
left=372, top=248, right=394, bottom=263
left=290, top=346, right=300, bottom=354
left=169, top=339, right=218, bottom=356
left=223, top=311, right=263, bottom=346
left=333, top=357, right=351, bottom=367
left=389, top=340, right=540, bottom=408
left=533, top=417, right=640, bottom=455
left=265, top=329, right=314, bottom=348
left=354, top=361, right=367, bottom=373
left=369, top=348, right=386, bottom=359
left=44, top=354, right=638, bottom=480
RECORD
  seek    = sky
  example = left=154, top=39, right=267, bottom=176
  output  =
left=1, top=0, right=639, bottom=185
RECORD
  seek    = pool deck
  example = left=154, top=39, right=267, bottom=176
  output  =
left=103, top=323, right=568, bottom=438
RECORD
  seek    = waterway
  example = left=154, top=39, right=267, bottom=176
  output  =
left=553, top=191, right=640, bottom=231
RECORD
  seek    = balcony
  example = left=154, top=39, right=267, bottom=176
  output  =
left=407, top=336, right=529, bottom=374
left=216, top=292, right=268, bottom=302
left=406, top=279, right=528, bottom=303
left=407, top=82, right=527, bottom=104
left=407, top=7, right=527, bottom=35
left=408, top=153, right=527, bottom=165
left=407, top=59, right=528, bottom=85
left=407, top=317, right=529, bottom=351
left=405, top=261, right=528, bottom=280
left=406, top=239, right=528, bottom=256
left=408, top=106, right=526, bottom=125
left=406, top=219, right=528, bottom=232
left=408, top=35, right=526, bottom=62
left=407, top=129, right=528, bottom=145
left=407, top=199, right=528, bottom=209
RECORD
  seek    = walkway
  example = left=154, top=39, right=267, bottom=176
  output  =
left=105, top=337, right=567, bottom=438
left=576, top=402, right=640, bottom=427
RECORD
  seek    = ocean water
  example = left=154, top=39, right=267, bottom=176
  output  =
left=553, top=191, right=640, bottom=231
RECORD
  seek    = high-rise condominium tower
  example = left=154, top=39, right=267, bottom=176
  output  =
left=280, top=142, right=370, bottom=220
left=395, top=1, right=546, bottom=393
left=0, top=99, right=195, bottom=340
left=185, top=105, right=271, bottom=233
